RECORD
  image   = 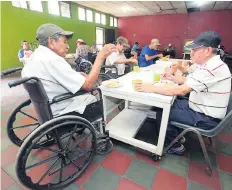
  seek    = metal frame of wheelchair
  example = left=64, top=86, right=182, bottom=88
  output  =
left=3, top=68, right=115, bottom=189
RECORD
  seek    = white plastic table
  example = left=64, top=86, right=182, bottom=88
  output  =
left=99, top=63, right=176, bottom=156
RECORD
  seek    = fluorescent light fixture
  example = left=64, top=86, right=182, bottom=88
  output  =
left=195, top=0, right=204, bottom=6
left=121, top=7, right=133, bottom=12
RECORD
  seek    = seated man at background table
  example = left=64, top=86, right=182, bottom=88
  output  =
left=18, top=40, right=33, bottom=63
left=139, top=39, right=163, bottom=67
left=135, top=31, right=231, bottom=155
left=22, top=23, right=116, bottom=117
left=75, top=39, right=92, bottom=60
left=131, top=42, right=140, bottom=57
left=105, top=36, right=138, bottom=78
left=90, top=42, right=99, bottom=53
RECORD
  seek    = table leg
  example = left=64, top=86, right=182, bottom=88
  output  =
left=156, top=103, right=171, bottom=156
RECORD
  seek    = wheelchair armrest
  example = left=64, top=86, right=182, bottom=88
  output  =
left=52, top=90, right=88, bottom=103
left=51, top=88, right=102, bottom=104
left=101, top=65, right=118, bottom=72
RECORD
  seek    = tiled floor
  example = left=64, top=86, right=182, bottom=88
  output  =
left=1, top=76, right=232, bottom=190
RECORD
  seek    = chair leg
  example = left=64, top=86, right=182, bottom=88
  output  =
left=163, top=128, right=213, bottom=177
left=208, top=137, right=212, bottom=146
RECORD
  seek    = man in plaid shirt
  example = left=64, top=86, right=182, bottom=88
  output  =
left=75, top=39, right=92, bottom=60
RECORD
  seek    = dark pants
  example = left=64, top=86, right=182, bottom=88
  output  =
left=66, top=101, right=103, bottom=123
left=156, top=99, right=220, bottom=146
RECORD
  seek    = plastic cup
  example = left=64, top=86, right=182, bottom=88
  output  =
left=132, top=79, right=142, bottom=90
left=154, top=73, right=161, bottom=82
left=133, top=66, right=139, bottom=72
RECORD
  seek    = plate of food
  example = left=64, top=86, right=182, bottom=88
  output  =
left=102, top=79, right=123, bottom=88
left=65, top=53, right=75, bottom=59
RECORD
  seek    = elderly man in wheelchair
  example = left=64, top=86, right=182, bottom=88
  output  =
left=8, top=23, right=116, bottom=190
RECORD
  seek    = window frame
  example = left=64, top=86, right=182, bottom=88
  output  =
left=28, top=0, right=43, bottom=12
left=11, top=1, right=28, bottom=9
left=86, top=9, right=93, bottom=22
left=48, top=0, right=60, bottom=16
left=60, top=1, right=71, bottom=18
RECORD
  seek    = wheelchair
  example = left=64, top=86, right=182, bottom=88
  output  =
left=6, top=76, right=113, bottom=190
left=2, top=67, right=113, bottom=148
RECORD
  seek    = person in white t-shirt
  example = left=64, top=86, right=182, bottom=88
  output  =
left=22, top=23, right=116, bottom=117
left=135, top=31, right=231, bottom=155
left=105, top=36, right=138, bottom=78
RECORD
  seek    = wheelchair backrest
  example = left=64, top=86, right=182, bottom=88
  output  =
left=23, top=79, right=53, bottom=124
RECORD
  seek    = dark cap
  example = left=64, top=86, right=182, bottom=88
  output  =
left=36, top=23, right=74, bottom=42
left=185, top=31, right=222, bottom=49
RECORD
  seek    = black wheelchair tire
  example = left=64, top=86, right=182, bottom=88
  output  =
left=16, top=116, right=97, bottom=190
left=7, top=99, right=39, bottom=147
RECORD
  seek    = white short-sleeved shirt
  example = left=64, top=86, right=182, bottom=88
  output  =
left=186, top=55, right=231, bottom=119
left=21, top=45, right=87, bottom=116
left=105, top=51, right=126, bottom=75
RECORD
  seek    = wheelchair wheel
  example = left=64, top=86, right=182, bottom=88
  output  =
left=7, top=99, right=40, bottom=147
left=96, top=139, right=113, bottom=155
left=79, top=61, right=92, bottom=74
left=16, top=116, right=97, bottom=190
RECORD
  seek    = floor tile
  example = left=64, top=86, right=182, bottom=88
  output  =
left=215, top=139, right=232, bottom=156
left=6, top=182, right=23, bottom=190
left=219, top=170, right=232, bottom=190
left=216, top=153, right=232, bottom=174
left=124, top=159, right=158, bottom=189
left=102, top=149, right=133, bottom=175
left=63, top=182, right=81, bottom=190
left=152, top=168, right=187, bottom=190
left=1, top=145, right=19, bottom=167
left=83, top=166, right=121, bottom=190
left=187, top=180, right=213, bottom=190
left=1, top=138, right=13, bottom=151
left=188, top=161, right=221, bottom=190
left=76, top=162, right=99, bottom=186
left=113, top=140, right=137, bottom=157
left=190, top=150, right=217, bottom=168
left=216, top=132, right=232, bottom=144
left=160, top=154, right=189, bottom=177
left=1, top=169, right=15, bottom=190
left=92, top=154, right=107, bottom=164
left=135, top=151, right=160, bottom=167
left=116, top=178, right=148, bottom=190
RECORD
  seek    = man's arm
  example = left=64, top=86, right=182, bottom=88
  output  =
left=82, top=44, right=117, bottom=90
left=145, top=54, right=162, bottom=61
left=135, top=83, right=192, bottom=96
left=115, top=58, right=138, bottom=64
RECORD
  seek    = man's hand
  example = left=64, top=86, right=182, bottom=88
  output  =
left=80, top=72, right=88, bottom=77
left=135, top=83, right=154, bottom=93
left=96, top=44, right=116, bottom=61
left=130, top=58, right=138, bottom=64
left=157, top=54, right=163, bottom=58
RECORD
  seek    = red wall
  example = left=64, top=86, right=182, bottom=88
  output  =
left=118, top=10, right=232, bottom=57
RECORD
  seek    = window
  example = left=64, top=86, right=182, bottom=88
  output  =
left=60, top=2, right=70, bottom=18
left=101, top=14, right=106, bottom=25
left=110, top=17, right=113, bottom=27
left=48, top=0, right=60, bottom=16
left=12, top=1, right=27, bottom=9
left=95, top=12, right=100, bottom=24
left=96, top=27, right=105, bottom=50
left=86, top=10, right=93, bottom=22
left=78, top=7, right=86, bottom=21
left=114, top=17, right=118, bottom=27
left=28, top=1, right=43, bottom=12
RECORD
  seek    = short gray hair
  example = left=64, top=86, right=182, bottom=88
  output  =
left=211, top=48, right=218, bottom=54
left=39, top=33, right=62, bottom=47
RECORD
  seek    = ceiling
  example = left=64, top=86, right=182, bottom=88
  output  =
left=74, top=1, right=232, bottom=17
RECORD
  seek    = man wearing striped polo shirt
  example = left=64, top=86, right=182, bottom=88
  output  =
left=135, top=31, right=231, bottom=155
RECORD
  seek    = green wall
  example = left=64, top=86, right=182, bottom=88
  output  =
left=1, top=1, right=118, bottom=70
